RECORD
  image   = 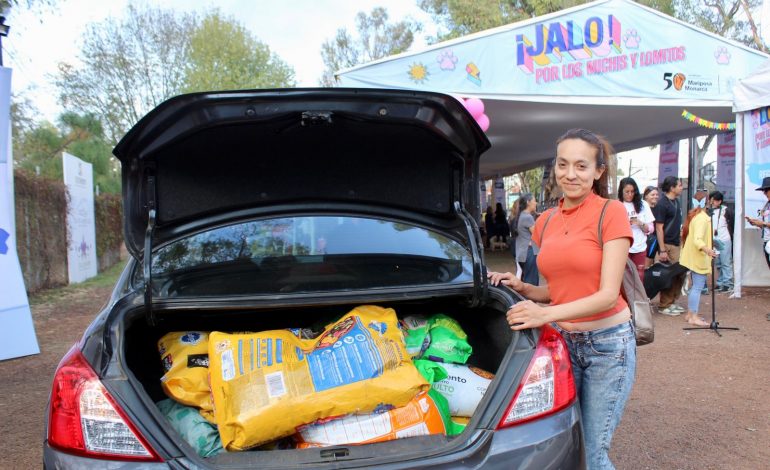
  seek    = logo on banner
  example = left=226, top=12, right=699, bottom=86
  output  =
left=0, top=227, right=9, bottom=255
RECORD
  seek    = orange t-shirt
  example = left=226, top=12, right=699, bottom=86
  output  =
left=532, top=193, right=632, bottom=323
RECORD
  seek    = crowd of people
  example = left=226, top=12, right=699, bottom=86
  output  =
left=481, top=128, right=770, bottom=470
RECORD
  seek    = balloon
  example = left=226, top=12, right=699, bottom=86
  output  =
left=476, top=113, right=490, bottom=132
left=464, top=98, right=485, bottom=119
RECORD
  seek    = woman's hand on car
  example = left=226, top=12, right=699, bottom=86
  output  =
left=488, top=271, right=524, bottom=292
left=506, top=300, right=548, bottom=330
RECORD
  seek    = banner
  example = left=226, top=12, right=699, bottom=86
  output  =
left=63, top=152, right=97, bottom=283
left=339, top=0, right=766, bottom=102
left=744, top=107, right=770, bottom=228
left=716, top=132, right=736, bottom=201
left=658, top=140, right=679, bottom=183
left=479, top=181, right=487, bottom=211
left=0, top=67, right=40, bottom=360
left=494, top=177, right=506, bottom=206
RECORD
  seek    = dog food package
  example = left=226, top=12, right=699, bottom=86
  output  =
left=431, top=363, right=494, bottom=417
left=158, top=331, right=215, bottom=422
left=400, top=315, right=431, bottom=358
left=208, top=305, right=429, bottom=451
left=295, top=390, right=450, bottom=448
left=421, top=314, right=473, bottom=364
left=156, top=399, right=223, bottom=458
left=450, top=416, right=470, bottom=434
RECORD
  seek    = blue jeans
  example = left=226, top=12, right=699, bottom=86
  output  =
left=688, top=272, right=707, bottom=313
left=553, top=321, right=637, bottom=470
left=520, top=246, right=540, bottom=286
left=715, top=239, right=733, bottom=289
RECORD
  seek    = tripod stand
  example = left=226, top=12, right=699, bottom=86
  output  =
left=683, top=212, right=738, bottom=337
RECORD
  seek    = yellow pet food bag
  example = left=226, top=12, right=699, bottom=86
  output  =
left=208, top=305, right=429, bottom=451
left=158, top=331, right=215, bottom=422
left=295, top=390, right=448, bottom=448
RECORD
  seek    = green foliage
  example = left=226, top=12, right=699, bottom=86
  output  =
left=55, top=4, right=197, bottom=143
left=320, top=7, right=421, bottom=86
left=183, top=11, right=295, bottom=92
left=94, top=193, right=123, bottom=271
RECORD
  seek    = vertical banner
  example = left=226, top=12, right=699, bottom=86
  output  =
left=62, top=152, right=98, bottom=283
left=658, top=141, right=679, bottom=183
left=0, top=67, right=40, bottom=360
left=716, top=132, right=736, bottom=201
left=493, top=177, right=505, bottom=206
left=479, top=181, right=487, bottom=210
left=744, top=107, right=770, bottom=228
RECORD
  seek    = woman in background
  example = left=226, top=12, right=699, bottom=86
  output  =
left=619, top=178, right=655, bottom=281
left=680, top=207, right=718, bottom=326
left=515, top=193, right=540, bottom=285
left=484, top=206, right=494, bottom=248
left=494, top=202, right=509, bottom=244
left=643, top=186, right=661, bottom=269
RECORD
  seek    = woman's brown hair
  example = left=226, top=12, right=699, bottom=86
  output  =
left=681, top=207, right=705, bottom=246
left=555, top=128, right=613, bottom=198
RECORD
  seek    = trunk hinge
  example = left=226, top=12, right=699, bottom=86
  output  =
left=455, top=201, right=486, bottom=307
left=144, top=173, right=157, bottom=326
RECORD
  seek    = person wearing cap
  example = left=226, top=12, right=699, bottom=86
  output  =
left=746, top=177, right=770, bottom=321
left=709, top=191, right=734, bottom=292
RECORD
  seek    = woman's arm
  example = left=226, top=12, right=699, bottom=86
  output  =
left=506, top=237, right=630, bottom=329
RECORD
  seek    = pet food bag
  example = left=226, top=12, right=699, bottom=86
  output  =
left=431, top=363, right=494, bottom=417
left=421, top=314, right=473, bottom=364
left=295, top=390, right=451, bottom=448
left=400, top=315, right=431, bottom=358
left=158, top=331, right=215, bottom=422
left=156, top=399, right=223, bottom=458
left=208, top=305, right=429, bottom=450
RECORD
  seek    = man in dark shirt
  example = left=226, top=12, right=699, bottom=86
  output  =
left=653, top=176, right=685, bottom=315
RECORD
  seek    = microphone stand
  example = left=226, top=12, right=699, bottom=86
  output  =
left=684, top=210, right=738, bottom=337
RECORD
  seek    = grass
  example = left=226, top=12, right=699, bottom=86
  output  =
left=29, top=260, right=129, bottom=306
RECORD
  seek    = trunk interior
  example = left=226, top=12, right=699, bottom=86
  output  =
left=122, top=295, right=525, bottom=467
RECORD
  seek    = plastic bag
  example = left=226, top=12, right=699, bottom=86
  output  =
left=421, top=314, right=473, bottom=364
left=431, top=363, right=494, bottom=417
left=208, top=305, right=429, bottom=450
left=400, top=315, right=431, bottom=358
left=295, top=390, right=450, bottom=448
left=158, top=331, right=215, bottom=422
left=156, top=399, right=223, bottom=458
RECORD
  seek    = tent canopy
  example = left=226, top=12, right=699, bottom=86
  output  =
left=733, top=58, right=770, bottom=112
left=337, top=0, right=768, bottom=178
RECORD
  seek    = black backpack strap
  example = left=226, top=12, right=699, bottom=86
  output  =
left=597, top=199, right=611, bottom=246
left=538, top=207, right=559, bottom=246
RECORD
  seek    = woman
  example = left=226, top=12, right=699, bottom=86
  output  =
left=643, top=186, right=660, bottom=269
left=494, top=202, right=509, bottom=244
left=508, top=202, right=520, bottom=275
left=619, top=178, right=655, bottom=281
left=488, top=129, right=634, bottom=470
left=484, top=206, right=494, bottom=248
left=679, top=207, right=718, bottom=326
left=514, top=193, right=540, bottom=285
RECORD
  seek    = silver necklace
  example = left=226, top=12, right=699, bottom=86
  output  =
left=559, top=203, right=583, bottom=235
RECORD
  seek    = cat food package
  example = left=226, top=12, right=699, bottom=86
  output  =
left=158, top=331, right=215, bottom=422
left=208, top=305, right=429, bottom=450
left=156, top=399, right=223, bottom=458
left=421, top=315, right=473, bottom=364
left=431, top=363, right=494, bottom=417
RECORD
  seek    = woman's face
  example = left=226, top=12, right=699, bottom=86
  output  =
left=645, top=189, right=659, bottom=206
left=554, top=138, right=604, bottom=203
left=622, top=184, right=636, bottom=203
left=527, top=198, right=537, bottom=211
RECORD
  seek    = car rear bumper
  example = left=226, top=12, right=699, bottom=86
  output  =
left=44, top=403, right=583, bottom=469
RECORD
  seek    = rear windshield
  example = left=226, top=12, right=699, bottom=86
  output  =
left=142, top=216, right=473, bottom=297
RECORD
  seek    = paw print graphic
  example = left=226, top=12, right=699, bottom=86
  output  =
left=0, top=228, right=9, bottom=255
left=622, top=29, right=641, bottom=49
left=714, top=47, right=731, bottom=65
left=436, top=50, right=458, bottom=71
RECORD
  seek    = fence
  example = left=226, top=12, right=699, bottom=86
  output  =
left=13, top=170, right=124, bottom=293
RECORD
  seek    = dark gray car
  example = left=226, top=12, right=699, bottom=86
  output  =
left=44, top=89, right=584, bottom=469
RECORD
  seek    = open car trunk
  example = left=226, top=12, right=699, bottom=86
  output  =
left=119, top=294, right=532, bottom=468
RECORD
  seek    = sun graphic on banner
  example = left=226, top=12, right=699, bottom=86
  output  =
left=407, top=62, right=429, bottom=84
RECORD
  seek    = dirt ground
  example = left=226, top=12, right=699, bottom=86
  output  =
left=1, top=252, right=768, bottom=469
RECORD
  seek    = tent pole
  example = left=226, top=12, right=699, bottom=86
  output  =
left=733, top=114, right=743, bottom=298
left=687, top=137, right=697, bottom=210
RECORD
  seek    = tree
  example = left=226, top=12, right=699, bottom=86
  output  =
left=182, top=11, right=295, bottom=92
left=675, top=0, right=767, bottom=51
left=55, top=5, right=197, bottom=144
left=320, top=7, right=421, bottom=86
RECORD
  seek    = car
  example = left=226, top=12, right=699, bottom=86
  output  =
left=44, top=88, right=584, bottom=469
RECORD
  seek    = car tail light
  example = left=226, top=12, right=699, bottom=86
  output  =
left=47, top=345, right=162, bottom=461
left=497, top=324, right=576, bottom=428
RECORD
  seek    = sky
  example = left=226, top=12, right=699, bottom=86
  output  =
left=3, top=0, right=436, bottom=121
left=3, top=0, right=766, bottom=186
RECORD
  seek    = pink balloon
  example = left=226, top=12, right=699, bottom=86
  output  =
left=464, top=98, right=485, bottom=119
left=476, top=113, right=490, bottom=132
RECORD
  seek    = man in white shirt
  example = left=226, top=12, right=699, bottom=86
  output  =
left=709, top=191, right=734, bottom=292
